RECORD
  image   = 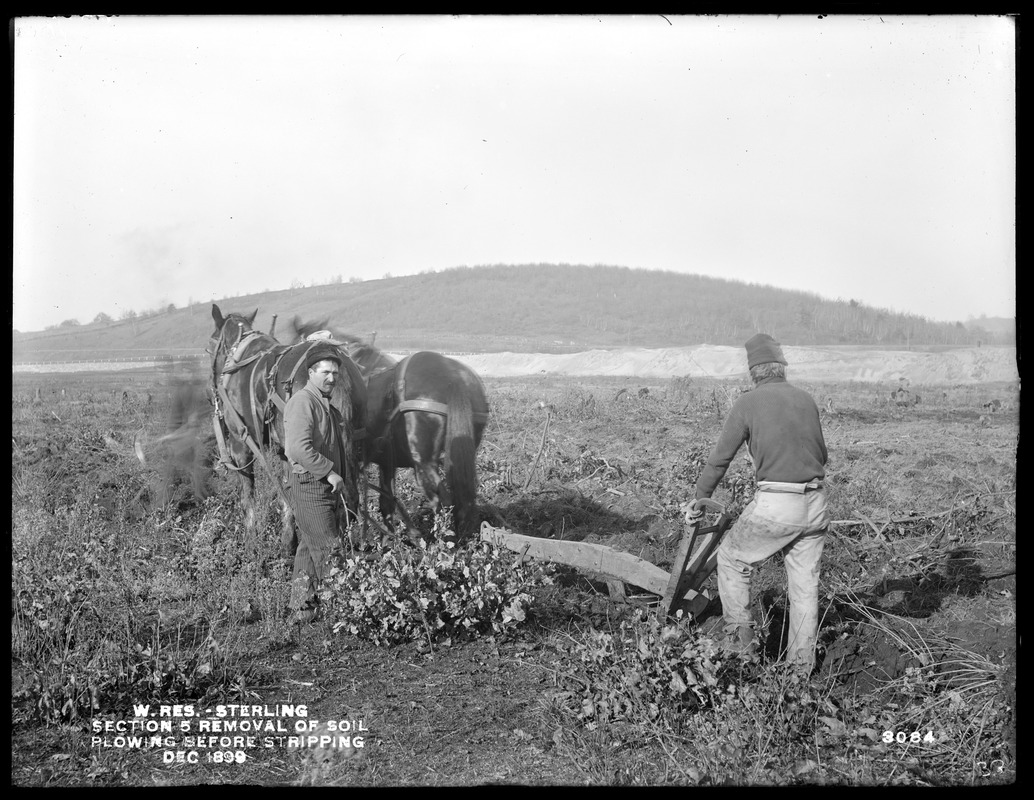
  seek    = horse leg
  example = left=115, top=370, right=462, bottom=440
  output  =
left=357, top=466, right=370, bottom=548
left=333, top=481, right=358, bottom=555
left=238, top=470, right=254, bottom=529
left=409, top=414, right=454, bottom=535
left=413, top=461, right=449, bottom=510
left=377, top=465, right=396, bottom=532
left=412, top=460, right=454, bottom=534
left=238, top=467, right=260, bottom=558
left=338, top=460, right=362, bottom=549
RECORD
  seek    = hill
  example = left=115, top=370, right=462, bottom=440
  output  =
left=11, top=264, right=1009, bottom=363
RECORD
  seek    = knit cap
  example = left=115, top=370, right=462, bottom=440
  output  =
left=744, top=333, right=787, bottom=368
left=305, top=345, right=343, bottom=370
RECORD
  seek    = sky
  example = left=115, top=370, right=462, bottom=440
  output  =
left=12, top=14, right=1016, bottom=332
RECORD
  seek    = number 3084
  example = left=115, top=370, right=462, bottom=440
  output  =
left=883, top=731, right=935, bottom=744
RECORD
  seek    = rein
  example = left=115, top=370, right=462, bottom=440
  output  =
left=209, top=320, right=284, bottom=487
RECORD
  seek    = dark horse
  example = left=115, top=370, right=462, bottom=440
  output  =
left=287, top=317, right=489, bottom=539
left=208, top=305, right=367, bottom=551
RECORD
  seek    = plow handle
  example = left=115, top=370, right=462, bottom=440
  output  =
left=683, top=497, right=730, bottom=529
left=695, top=498, right=727, bottom=515
left=660, top=498, right=732, bottom=620
left=690, top=497, right=732, bottom=530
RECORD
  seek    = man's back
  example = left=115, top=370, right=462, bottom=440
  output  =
left=736, top=378, right=827, bottom=482
left=696, top=376, right=827, bottom=497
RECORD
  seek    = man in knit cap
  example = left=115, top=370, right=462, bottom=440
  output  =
left=685, top=333, right=829, bottom=676
left=284, top=344, right=351, bottom=624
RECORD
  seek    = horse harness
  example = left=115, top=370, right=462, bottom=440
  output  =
left=384, top=353, right=491, bottom=428
left=211, top=329, right=365, bottom=479
left=354, top=353, right=488, bottom=537
left=210, top=323, right=403, bottom=540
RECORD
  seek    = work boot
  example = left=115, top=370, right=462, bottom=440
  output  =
left=721, top=624, right=756, bottom=657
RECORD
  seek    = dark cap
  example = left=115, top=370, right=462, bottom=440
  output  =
left=744, top=333, right=787, bottom=369
left=305, top=345, right=343, bottom=371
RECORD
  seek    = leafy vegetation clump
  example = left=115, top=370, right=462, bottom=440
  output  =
left=12, top=501, right=267, bottom=725
left=555, top=611, right=724, bottom=729
left=21, top=631, right=264, bottom=726
left=321, top=536, right=554, bottom=646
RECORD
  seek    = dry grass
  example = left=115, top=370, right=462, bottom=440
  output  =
left=11, top=371, right=1016, bottom=786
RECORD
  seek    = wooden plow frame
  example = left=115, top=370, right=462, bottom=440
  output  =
left=480, top=498, right=733, bottom=621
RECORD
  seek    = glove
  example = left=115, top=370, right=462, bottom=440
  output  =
left=681, top=499, right=705, bottom=525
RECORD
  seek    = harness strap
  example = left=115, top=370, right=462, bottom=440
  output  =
left=214, top=382, right=293, bottom=508
left=220, top=330, right=263, bottom=375
left=391, top=398, right=489, bottom=425
left=251, top=352, right=271, bottom=451
left=215, top=360, right=364, bottom=529
left=272, top=342, right=366, bottom=441
left=285, top=342, right=320, bottom=394
left=215, top=334, right=281, bottom=457
left=213, top=388, right=259, bottom=473
left=209, top=326, right=294, bottom=512
left=222, top=350, right=263, bottom=375
left=268, top=348, right=292, bottom=399
left=211, top=410, right=242, bottom=471
left=389, top=353, right=489, bottom=425
left=395, top=398, right=449, bottom=417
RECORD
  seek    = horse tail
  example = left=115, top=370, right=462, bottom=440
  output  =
left=444, top=378, right=478, bottom=536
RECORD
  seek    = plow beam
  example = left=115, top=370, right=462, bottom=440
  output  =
left=481, top=523, right=671, bottom=595
left=480, top=517, right=729, bottom=620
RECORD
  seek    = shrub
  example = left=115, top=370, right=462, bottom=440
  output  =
left=320, top=536, right=554, bottom=646
left=20, top=629, right=263, bottom=725
left=11, top=494, right=270, bottom=725
left=554, top=610, right=723, bottom=730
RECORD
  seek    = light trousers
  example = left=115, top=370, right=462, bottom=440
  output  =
left=716, top=482, right=829, bottom=672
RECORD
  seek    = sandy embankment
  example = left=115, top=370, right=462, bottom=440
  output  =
left=13, top=346, right=1017, bottom=385
left=451, top=345, right=1018, bottom=385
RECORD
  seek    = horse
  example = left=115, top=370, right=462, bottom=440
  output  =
left=285, top=317, right=490, bottom=540
left=208, top=304, right=367, bottom=553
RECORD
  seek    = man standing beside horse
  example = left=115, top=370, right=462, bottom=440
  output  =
left=684, top=333, right=829, bottom=677
left=284, top=345, right=352, bottom=624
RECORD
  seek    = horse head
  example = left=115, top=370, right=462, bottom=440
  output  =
left=209, top=301, right=256, bottom=341
left=211, top=304, right=258, bottom=350
left=346, top=342, right=399, bottom=376
left=287, top=315, right=333, bottom=344
left=208, top=304, right=264, bottom=387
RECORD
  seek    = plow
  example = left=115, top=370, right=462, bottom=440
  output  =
left=480, top=498, right=733, bottom=621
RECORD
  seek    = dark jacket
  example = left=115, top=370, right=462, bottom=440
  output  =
left=284, top=383, right=345, bottom=479
left=695, top=376, right=827, bottom=500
